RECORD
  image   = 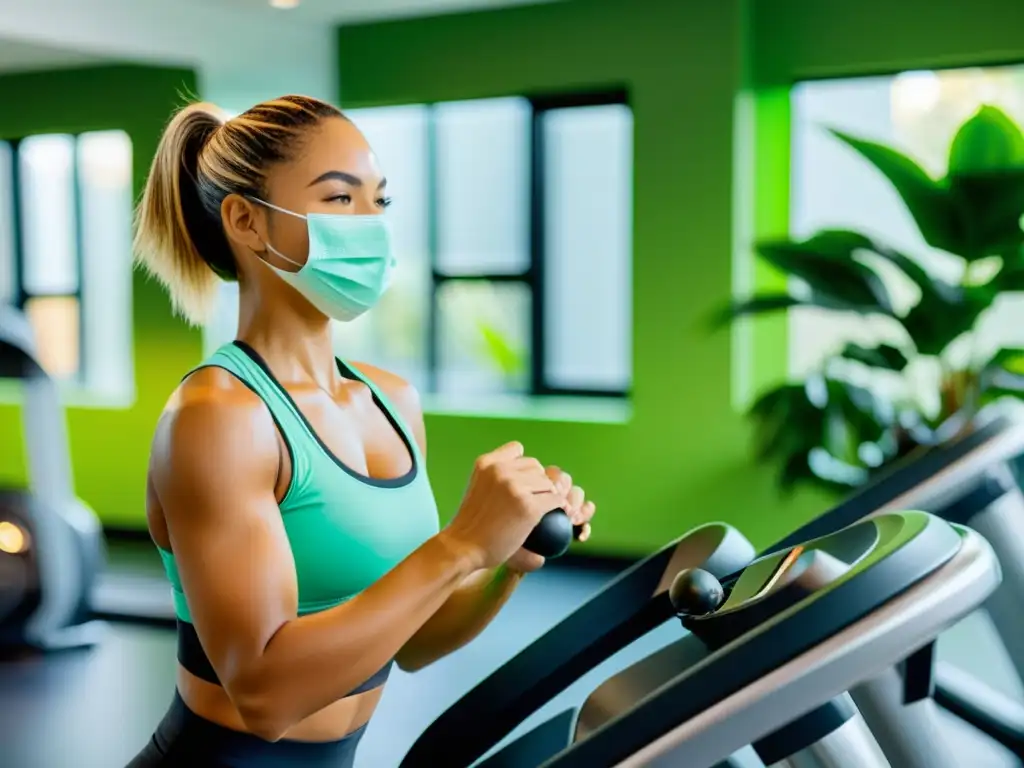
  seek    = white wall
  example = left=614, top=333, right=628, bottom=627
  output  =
left=0, top=0, right=337, bottom=109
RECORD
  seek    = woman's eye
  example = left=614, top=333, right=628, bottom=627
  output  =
left=378, top=196, right=393, bottom=209
left=329, top=194, right=352, bottom=204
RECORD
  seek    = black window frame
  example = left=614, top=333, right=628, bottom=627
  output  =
left=4, top=134, right=87, bottom=384
left=423, top=88, right=632, bottom=399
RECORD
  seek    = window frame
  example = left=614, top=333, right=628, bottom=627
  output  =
left=424, top=88, right=631, bottom=399
left=4, top=134, right=88, bottom=385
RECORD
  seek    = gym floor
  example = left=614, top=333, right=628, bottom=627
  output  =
left=1, top=541, right=1022, bottom=768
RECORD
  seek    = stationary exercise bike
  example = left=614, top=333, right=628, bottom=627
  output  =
left=0, top=303, right=105, bottom=652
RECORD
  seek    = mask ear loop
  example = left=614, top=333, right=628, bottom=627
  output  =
left=261, top=241, right=306, bottom=270
left=245, top=195, right=309, bottom=270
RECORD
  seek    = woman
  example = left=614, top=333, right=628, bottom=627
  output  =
left=127, top=94, right=596, bottom=767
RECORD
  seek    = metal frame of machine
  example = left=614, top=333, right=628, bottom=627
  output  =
left=403, top=410, right=1024, bottom=768
left=0, top=303, right=105, bottom=651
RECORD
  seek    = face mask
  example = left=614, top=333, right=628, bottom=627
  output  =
left=249, top=198, right=396, bottom=322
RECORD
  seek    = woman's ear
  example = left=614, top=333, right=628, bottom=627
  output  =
left=221, top=194, right=266, bottom=253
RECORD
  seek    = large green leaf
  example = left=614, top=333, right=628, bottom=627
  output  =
left=813, top=376, right=897, bottom=486
left=775, top=450, right=868, bottom=494
left=980, top=387, right=1024, bottom=406
left=824, top=236, right=975, bottom=355
left=749, top=383, right=825, bottom=463
left=947, top=105, right=1024, bottom=175
left=830, top=109, right=1024, bottom=261
left=948, top=170, right=1024, bottom=260
left=979, top=347, right=1024, bottom=393
left=757, top=231, right=896, bottom=313
left=822, top=376, right=893, bottom=449
left=838, top=342, right=909, bottom=372
left=894, top=261, right=993, bottom=357
left=868, top=241, right=963, bottom=305
left=710, top=295, right=804, bottom=328
left=829, top=129, right=959, bottom=252
left=797, top=229, right=873, bottom=251
left=747, top=376, right=896, bottom=493
left=778, top=452, right=820, bottom=493
left=991, top=245, right=1024, bottom=291
left=710, top=289, right=883, bottom=328
left=900, top=290, right=988, bottom=356
left=997, top=267, right=1024, bottom=292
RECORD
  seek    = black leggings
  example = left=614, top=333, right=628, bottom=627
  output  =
left=126, top=691, right=367, bottom=767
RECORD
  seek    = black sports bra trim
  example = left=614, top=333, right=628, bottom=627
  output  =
left=176, top=619, right=393, bottom=696
left=232, top=340, right=419, bottom=490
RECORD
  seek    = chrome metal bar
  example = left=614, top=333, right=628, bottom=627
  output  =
left=966, top=466, right=1024, bottom=680
left=850, top=667, right=959, bottom=768
left=768, top=713, right=889, bottom=768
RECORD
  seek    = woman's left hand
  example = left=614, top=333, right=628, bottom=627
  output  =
left=506, top=466, right=596, bottom=575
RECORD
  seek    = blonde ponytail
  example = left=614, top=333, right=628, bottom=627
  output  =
left=133, top=103, right=229, bottom=326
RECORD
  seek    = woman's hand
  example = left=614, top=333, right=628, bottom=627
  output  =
left=443, top=442, right=567, bottom=571
left=506, top=466, right=596, bottom=574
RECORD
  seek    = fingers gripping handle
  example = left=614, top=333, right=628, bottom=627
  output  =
left=522, top=509, right=585, bottom=559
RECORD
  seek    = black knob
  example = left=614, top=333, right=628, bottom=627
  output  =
left=523, top=509, right=582, bottom=559
left=669, top=568, right=725, bottom=617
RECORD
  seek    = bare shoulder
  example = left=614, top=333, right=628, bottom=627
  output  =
left=161, top=365, right=270, bottom=438
left=349, top=362, right=422, bottom=422
left=170, top=365, right=264, bottom=408
left=350, top=362, right=426, bottom=452
left=151, top=366, right=280, bottom=489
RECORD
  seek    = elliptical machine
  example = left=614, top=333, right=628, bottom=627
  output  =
left=0, top=303, right=105, bottom=651
left=402, top=511, right=1001, bottom=768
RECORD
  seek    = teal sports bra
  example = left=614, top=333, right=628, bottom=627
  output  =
left=157, top=341, right=441, bottom=688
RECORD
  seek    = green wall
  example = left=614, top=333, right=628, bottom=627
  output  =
left=337, top=0, right=824, bottom=556
left=751, top=0, right=1024, bottom=86
left=0, top=64, right=203, bottom=528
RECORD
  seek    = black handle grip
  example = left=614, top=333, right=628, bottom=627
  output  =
left=669, top=568, right=725, bottom=617
left=522, top=509, right=584, bottom=559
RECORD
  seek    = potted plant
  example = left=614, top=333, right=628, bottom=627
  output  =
left=716, top=105, right=1024, bottom=494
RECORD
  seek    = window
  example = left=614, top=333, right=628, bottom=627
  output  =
left=205, top=93, right=634, bottom=402
left=0, top=131, right=135, bottom=405
left=788, top=66, right=1024, bottom=411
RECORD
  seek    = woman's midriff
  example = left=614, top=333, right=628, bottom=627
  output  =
left=176, top=664, right=384, bottom=742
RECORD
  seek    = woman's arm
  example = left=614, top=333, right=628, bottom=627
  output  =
left=152, top=371, right=555, bottom=743
left=395, top=564, right=524, bottom=671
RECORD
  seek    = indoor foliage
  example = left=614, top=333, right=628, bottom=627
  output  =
left=718, top=105, right=1024, bottom=493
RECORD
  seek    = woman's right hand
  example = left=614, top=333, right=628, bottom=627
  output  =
left=442, top=441, right=567, bottom=570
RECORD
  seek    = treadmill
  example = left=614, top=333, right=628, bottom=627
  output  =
left=402, top=511, right=1000, bottom=767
